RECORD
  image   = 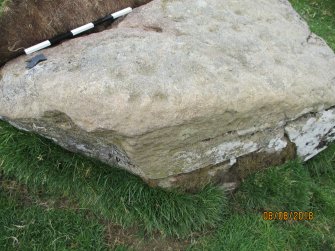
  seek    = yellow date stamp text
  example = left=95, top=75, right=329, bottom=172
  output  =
left=263, top=211, right=314, bottom=221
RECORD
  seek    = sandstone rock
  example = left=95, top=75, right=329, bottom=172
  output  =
left=0, top=0, right=335, bottom=190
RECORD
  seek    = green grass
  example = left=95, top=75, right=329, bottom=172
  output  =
left=0, top=189, right=107, bottom=250
left=290, top=0, right=335, bottom=50
left=1, top=122, right=335, bottom=251
left=232, top=159, right=313, bottom=212
left=190, top=146, right=335, bottom=250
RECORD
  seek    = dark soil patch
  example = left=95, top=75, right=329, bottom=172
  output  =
left=0, top=0, right=152, bottom=66
left=104, top=221, right=195, bottom=251
left=0, top=173, right=79, bottom=210
left=219, top=134, right=297, bottom=188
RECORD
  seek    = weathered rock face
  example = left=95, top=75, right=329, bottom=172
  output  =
left=1, top=0, right=335, bottom=190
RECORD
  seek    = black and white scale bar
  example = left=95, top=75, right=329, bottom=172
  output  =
left=24, top=7, right=132, bottom=55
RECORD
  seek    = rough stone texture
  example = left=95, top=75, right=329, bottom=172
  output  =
left=1, top=0, right=335, bottom=190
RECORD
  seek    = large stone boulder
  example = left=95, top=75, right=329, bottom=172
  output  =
left=1, top=0, right=335, bottom=191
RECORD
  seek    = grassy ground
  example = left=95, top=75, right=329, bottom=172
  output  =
left=1, top=122, right=335, bottom=250
left=290, top=0, right=335, bottom=50
left=0, top=0, right=335, bottom=250
left=0, top=188, right=106, bottom=250
left=190, top=148, right=335, bottom=250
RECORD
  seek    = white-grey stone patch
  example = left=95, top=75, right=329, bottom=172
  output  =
left=285, top=109, right=335, bottom=161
